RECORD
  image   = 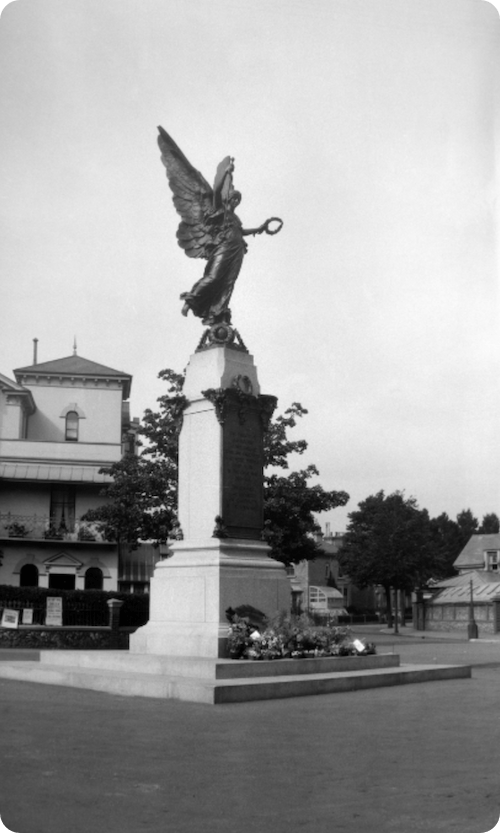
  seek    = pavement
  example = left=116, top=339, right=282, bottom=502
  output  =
left=379, top=624, right=500, bottom=642
left=0, top=634, right=500, bottom=833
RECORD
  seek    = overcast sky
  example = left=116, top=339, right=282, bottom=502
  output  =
left=0, top=0, right=499, bottom=532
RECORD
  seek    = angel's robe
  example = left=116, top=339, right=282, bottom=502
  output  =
left=181, top=213, right=247, bottom=325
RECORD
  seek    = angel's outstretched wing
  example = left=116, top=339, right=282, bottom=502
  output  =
left=157, top=126, right=216, bottom=260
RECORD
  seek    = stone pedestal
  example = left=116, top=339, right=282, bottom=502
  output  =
left=130, top=538, right=290, bottom=657
left=130, top=340, right=291, bottom=658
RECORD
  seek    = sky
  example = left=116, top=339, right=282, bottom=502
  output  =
left=0, top=0, right=499, bottom=533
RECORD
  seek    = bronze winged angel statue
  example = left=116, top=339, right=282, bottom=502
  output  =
left=157, top=126, right=283, bottom=327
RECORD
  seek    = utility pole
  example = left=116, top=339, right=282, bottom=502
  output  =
left=467, top=579, right=478, bottom=640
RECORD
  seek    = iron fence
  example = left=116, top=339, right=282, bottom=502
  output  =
left=0, top=597, right=109, bottom=627
left=0, top=594, right=149, bottom=628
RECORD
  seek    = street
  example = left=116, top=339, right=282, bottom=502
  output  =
left=0, top=633, right=499, bottom=833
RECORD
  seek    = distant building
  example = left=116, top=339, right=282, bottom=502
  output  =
left=0, top=346, right=141, bottom=592
left=287, top=524, right=379, bottom=615
left=421, top=534, right=500, bottom=634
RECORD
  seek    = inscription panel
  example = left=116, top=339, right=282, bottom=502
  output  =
left=222, top=401, right=264, bottom=539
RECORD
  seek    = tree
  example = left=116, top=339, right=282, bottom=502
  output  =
left=456, top=509, right=479, bottom=544
left=263, top=465, right=348, bottom=565
left=261, top=402, right=349, bottom=564
left=479, top=513, right=500, bottom=534
left=428, top=512, right=463, bottom=578
left=84, top=371, right=348, bottom=563
left=82, top=454, right=177, bottom=548
left=82, top=369, right=184, bottom=547
left=338, top=491, right=443, bottom=629
left=427, top=509, right=498, bottom=577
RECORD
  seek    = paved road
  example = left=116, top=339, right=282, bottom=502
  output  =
left=0, top=638, right=499, bottom=833
left=351, top=626, right=500, bottom=669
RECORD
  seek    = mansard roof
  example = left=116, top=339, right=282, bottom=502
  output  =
left=14, top=355, right=132, bottom=399
left=454, top=534, right=500, bottom=569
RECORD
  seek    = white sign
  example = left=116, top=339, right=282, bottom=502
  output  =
left=21, top=608, right=33, bottom=625
left=45, top=597, right=63, bottom=627
left=1, top=609, right=20, bottom=629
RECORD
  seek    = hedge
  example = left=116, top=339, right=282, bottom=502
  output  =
left=0, top=585, right=149, bottom=628
left=0, top=628, right=129, bottom=650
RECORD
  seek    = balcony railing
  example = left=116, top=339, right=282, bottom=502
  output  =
left=0, top=513, right=112, bottom=543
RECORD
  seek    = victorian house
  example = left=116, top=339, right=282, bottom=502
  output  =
left=0, top=346, right=141, bottom=592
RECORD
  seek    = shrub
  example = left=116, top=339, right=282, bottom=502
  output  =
left=0, top=628, right=129, bottom=650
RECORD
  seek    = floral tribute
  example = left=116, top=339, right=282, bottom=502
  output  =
left=225, top=609, right=376, bottom=661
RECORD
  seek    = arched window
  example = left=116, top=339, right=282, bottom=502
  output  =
left=65, top=411, right=79, bottom=442
left=84, top=567, right=103, bottom=590
left=20, top=564, right=39, bottom=587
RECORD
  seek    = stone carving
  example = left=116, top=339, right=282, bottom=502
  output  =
left=157, top=126, right=283, bottom=327
left=212, top=516, right=229, bottom=539
left=202, top=387, right=276, bottom=428
left=232, top=375, right=254, bottom=396
left=196, top=321, right=248, bottom=353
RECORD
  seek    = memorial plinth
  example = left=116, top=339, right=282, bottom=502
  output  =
left=130, top=340, right=291, bottom=658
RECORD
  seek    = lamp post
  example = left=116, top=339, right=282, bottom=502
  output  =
left=467, top=579, right=479, bottom=640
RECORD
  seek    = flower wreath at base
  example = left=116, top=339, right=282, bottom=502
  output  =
left=225, top=608, right=376, bottom=660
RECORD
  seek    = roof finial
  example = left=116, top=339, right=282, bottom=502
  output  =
left=73, top=336, right=77, bottom=356
left=33, top=338, right=38, bottom=365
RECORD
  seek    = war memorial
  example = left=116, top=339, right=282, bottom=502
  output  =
left=0, top=128, right=470, bottom=703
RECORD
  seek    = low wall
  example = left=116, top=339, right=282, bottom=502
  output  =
left=423, top=602, right=494, bottom=635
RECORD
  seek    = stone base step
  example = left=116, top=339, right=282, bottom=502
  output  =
left=0, top=657, right=471, bottom=704
left=36, top=649, right=401, bottom=679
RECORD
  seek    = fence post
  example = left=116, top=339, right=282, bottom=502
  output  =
left=107, top=598, right=124, bottom=648
left=492, top=596, right=500, bottom=633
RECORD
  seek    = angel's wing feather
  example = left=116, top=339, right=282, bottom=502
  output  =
left=158, top=126, right=215, bottom=260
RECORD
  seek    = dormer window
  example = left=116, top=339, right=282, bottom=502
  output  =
left=65, top=410, right=79, bottom=442
left=486, top=551, right=499, bottom=571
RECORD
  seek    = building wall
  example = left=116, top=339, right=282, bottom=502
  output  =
left=0, top=482, right=49, bottom=516
left=0, top=542, right=118, bottom=591
left=22, top=382, right=124, bottom=444
left=0, top=397, right=21, bottom=438
left=424, top=602, right=494, bottom=634
left=0, top=482, right=108, bottom=520
left=0, top=480, right=117, bottom=590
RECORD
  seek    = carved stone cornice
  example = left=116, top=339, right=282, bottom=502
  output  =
left=202, top=387, right=277, bottom=427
